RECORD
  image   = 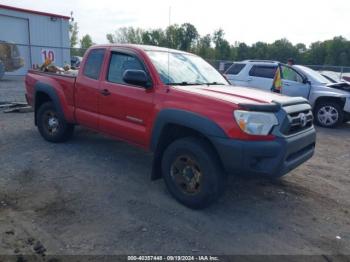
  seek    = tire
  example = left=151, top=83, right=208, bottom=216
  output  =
left=314, top=101, right=344, bottom=128
left=0, top=60, right=5, bottom=80
left=161, top=137, right=226, bottom=209
left=37, top=102, right=74, bottom=143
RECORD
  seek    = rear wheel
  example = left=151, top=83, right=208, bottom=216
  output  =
left=0, top=60, right=5, bottom=80
left=37, top=102, right=74, bottom=142
left=161, top=137, right=226, bottom=209
left=314, top=101, right=344, bottom=128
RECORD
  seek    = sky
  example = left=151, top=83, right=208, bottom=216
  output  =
left=1, top=0, right=350, bottom=46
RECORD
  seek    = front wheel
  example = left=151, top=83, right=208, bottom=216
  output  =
left=161, top=137, right=226, bottom=209
left=37, top=102, right=74, bottom=143
left=314, top=102, right=344, bottom=128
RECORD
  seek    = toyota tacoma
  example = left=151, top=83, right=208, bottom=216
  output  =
left=25, top=45, right=316, bottom=209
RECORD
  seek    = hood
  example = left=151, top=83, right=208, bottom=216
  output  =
left=172, top=85, right=307, bottom=107
left=327, top=82, right=350, bottom=92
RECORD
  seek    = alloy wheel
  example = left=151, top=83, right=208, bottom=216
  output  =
left=317, top=106, right=339, bottom=126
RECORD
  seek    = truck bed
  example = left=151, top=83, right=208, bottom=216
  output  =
left=27, top=69, right=78, bottom=78
left=25, top=70, right=77, bottom=119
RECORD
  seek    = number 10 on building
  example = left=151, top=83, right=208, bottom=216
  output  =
left=41, top=49, right=55, bottom=62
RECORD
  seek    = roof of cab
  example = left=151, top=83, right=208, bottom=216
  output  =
left=90, top=44, right=193, bottom=55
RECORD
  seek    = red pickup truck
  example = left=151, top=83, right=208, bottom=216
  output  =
left=25, top=44, right=316, bottom=209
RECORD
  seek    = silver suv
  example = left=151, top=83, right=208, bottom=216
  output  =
left=224, top=60, right=350, bottom=128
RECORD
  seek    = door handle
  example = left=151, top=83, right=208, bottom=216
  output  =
left=284, top=83, right=290, bottom=86
left=247, top=77, right=253, bottom=82
left=100, top=89, right=111, bottom=96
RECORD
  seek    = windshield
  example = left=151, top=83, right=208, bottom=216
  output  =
left=146, top=50, right=228, bottom=85
left=294, top=65, right=333, bottom=84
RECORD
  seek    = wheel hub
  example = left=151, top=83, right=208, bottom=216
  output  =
left=170, top=155, right=202, bottom=194
left=48, top=117, right=58, bottom=128
left=183, top=167, right=195, bottom=181
left=318, top=106, right=338, bottom=126
left=44, top=111, right=59, bottom=134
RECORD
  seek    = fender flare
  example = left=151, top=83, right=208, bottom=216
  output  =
left=150, top=109, right=227, bottom=152
left=150, top=109, right=227, bottom=180
left=34, top=82, right=65, bottom=125
left=309, top=91, right=348, bottom=108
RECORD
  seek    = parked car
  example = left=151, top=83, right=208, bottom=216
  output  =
left=225, top=60, right=350, bottom=127
left=70, top=56, right=82, bottom=69
left=25, top=45, right=316, bottom=208
left=0, top=41, right=24, bottom=79
left=218, top=61, right=234, bottom=73
left=343, top=75, right=350, bottom=82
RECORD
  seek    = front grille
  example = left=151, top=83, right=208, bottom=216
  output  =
left=283, top=109, right=313, bottom=135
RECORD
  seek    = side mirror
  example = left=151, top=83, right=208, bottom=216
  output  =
left=123, top=70, right=150, bottom=88
left=303, top=78, right=310, bottom=85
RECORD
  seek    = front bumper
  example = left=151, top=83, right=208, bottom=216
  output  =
left=211, top=127, right=316, bottom=177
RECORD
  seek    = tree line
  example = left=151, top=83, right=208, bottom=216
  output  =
left=70, top=21, right=350, bottom=66
left=69, top=21, right=94, bottom=56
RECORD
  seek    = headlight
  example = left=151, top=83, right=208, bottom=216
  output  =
left=234, top=110, right=278, bottom=135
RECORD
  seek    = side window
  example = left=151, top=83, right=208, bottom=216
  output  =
left=249, top=65, right=277, bottom=79
left=226, top=63, right=246, bottom=75
left=107, top=52, right=145, bottom=85
left=223, top=63, right=233, bottom=72
left=281, top=65, right=303, bottom=83
left=83, top=49, right=105, bottom=80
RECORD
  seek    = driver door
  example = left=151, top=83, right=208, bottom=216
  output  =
left=280, top=65, right=310, bottom=99
left=98, top=50, right=155, bottom=147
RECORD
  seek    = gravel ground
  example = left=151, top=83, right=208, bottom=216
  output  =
left=0, top=112, right=349, bottom=259
left=0, top=76, right=26, bottom=103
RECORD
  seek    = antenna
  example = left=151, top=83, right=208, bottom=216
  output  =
left=167, top=6, right=171, bottom=84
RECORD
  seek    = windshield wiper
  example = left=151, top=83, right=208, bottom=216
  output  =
left=167, top=82, right=205, bottom=86
left=166, top=81, right=226, bottom=86
left=204, top=82, right=226, bottom=86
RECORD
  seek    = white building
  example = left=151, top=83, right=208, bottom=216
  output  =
left=0, top=4, right=70, bottom=76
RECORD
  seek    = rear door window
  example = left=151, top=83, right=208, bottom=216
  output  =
left=83, top=49, right=105, bottom=80
left=249, top=65, right=277, bottom=79
left=226, top=63, right=246, bottom=75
